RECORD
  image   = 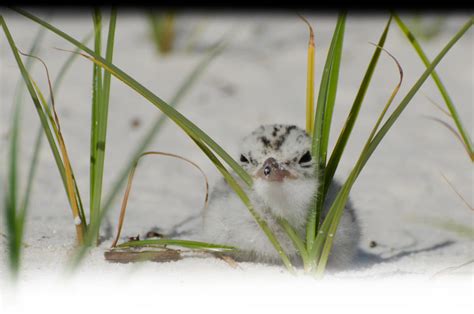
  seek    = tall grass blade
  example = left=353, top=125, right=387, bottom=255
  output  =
left=324, top=16, right=392, bottom=192
left=89, top=8, right=103, bottom=241
left=89, top=8, right=117, bottom=244
left=299, top=15, right=316, bottom=134
left=394, top=14, right=473, bottom=160
left=306, top=12, right=346, bottom=250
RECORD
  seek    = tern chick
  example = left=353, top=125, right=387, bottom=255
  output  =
left=198, top=124, right=360, bottom=269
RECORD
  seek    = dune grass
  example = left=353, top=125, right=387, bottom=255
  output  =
left=148, top=11, right=175, bottom=55
left=3, top=9, right=472, bottom=276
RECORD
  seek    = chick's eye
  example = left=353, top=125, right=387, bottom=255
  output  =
left=240, top=154, right=250, bottom=163
left=298, top=151, right=312, bottom=164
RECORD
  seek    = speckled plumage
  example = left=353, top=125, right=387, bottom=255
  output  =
left=197, top=124, right=360, bottom=268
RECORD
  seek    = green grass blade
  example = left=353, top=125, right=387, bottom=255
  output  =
left=324, top=16, right=392, bottom=192
left=89, top=8, right=117, bottom=244
left=278, top=218, right=310, bottom=269
left=5, top=94, right=20, bottom=275
left=117, top=239, right=236, bottom=252
left=307, top=12, right=346, bottom=250
left=394, top=14, right=473, bottom=159
left=6, top=25, right=47, bottom=275
left=12, top=8, right=253, bottom=188
left=90, top=8, right=103, bottom=230
left=101, top=38, right=227, bottom=215
left=314, top=17, right=472, bottom=276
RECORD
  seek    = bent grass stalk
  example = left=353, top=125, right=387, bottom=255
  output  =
left=306, top=12, right=346, bottom=251
left=110, top=151, right=210, bottom=248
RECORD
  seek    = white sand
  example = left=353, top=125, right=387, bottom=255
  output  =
left=0, top=10, right=473, bottom=310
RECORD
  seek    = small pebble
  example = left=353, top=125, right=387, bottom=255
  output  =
left=130, top=117, right=141, bottom=129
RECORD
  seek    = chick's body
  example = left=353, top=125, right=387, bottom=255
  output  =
left=199, top=124, right=360, bottom=268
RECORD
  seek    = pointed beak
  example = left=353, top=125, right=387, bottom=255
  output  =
left=256, top=157, right=296, bottom=182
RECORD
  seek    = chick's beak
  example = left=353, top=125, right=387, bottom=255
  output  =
left=256, top=157, right=296, bottom=182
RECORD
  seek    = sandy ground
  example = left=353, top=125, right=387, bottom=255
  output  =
left=0, top=9, right=473, bottom=310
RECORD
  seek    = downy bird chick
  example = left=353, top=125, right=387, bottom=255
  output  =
left=199, top=124, right=360, bottom=268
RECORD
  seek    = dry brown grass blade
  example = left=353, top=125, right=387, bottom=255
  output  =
left=367, top=42, right=404, bottom=139
left=298, top=13, right=316, bottom=134
left=214, top=253, right=241, bottom=269
left=18, top=49, right=86, bottom=244
left=111, top=151, right=209, bottom=247
left=441, top=172, right=473, bottom=211
left=423, top=92, right=452, bottom=117
left=424, top=116, right=473, bottom=161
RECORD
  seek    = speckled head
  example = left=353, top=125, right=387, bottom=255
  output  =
left=238, top=124, right=315, bottom=180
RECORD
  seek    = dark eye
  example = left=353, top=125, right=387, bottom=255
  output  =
left=298, top=151, right=312, bottom=164
left=240, top=154, right=250, bottom=163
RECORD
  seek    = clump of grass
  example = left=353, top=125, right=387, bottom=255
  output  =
left=3, top=9, right=472, bottom=277
left=1, top=8, right=227, bottom=271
